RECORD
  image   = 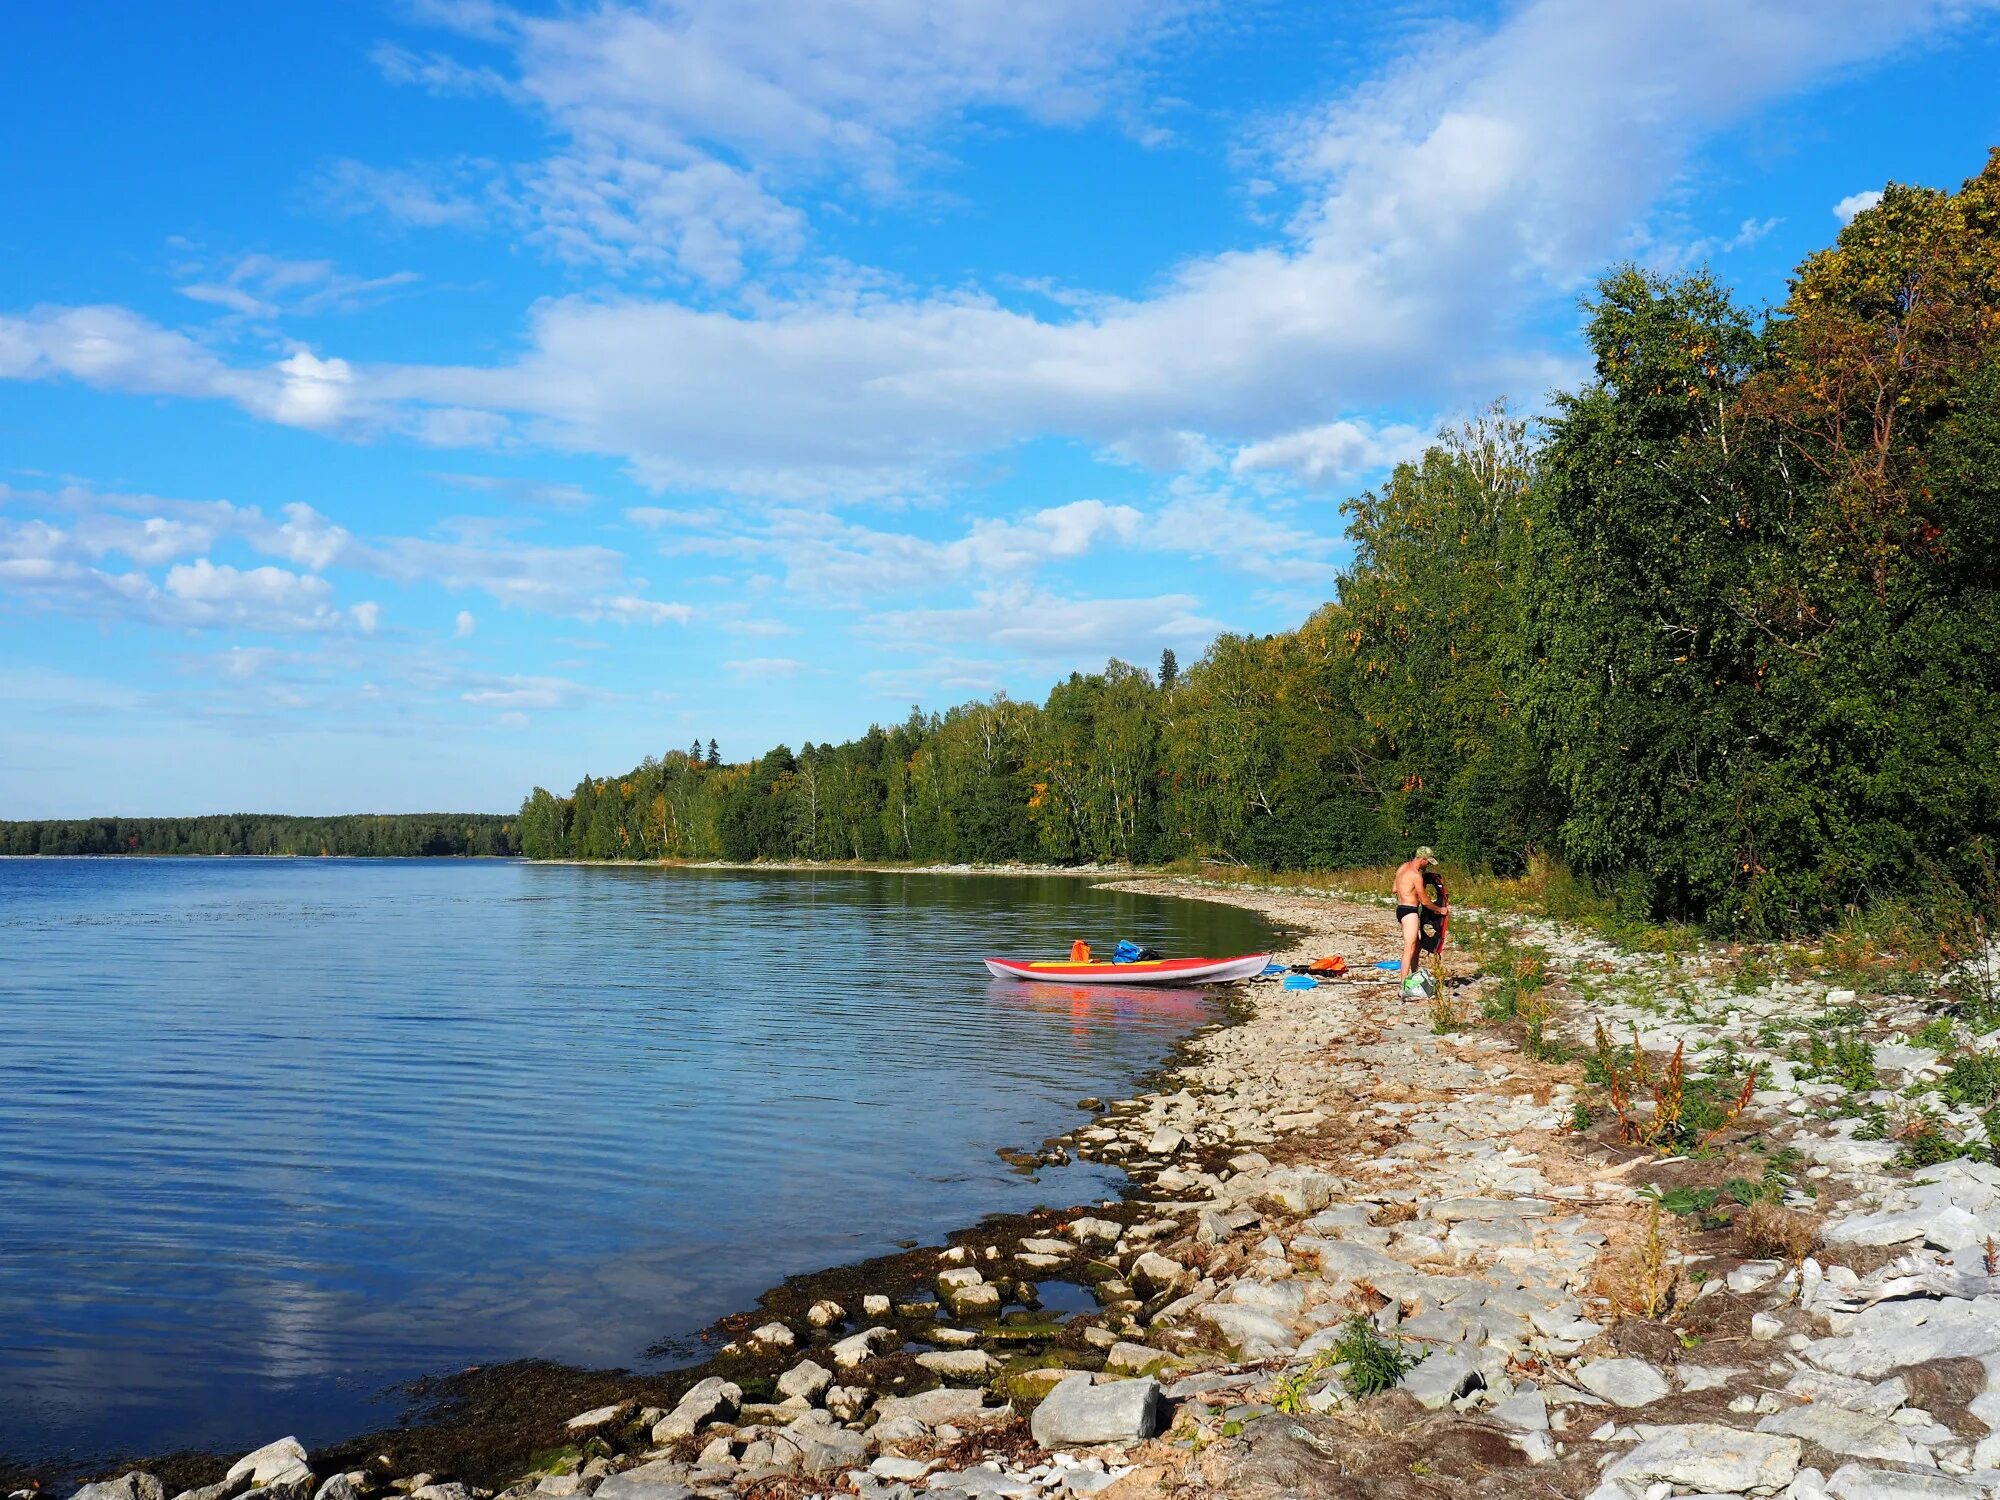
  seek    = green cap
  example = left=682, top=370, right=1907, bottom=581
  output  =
left=1414, top=845, right=1436, bottom=861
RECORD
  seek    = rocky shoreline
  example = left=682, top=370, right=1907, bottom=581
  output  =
left=33, top=875, right=2000, bottom=1499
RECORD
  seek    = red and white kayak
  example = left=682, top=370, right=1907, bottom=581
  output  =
left=984, top=952, right=1272, bottom=986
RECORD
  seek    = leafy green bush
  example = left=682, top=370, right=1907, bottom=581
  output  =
left=1801, top=1030, right=1878, bottom=1092
left=1942, top=1052, right=2000, bottom=1108
left=1332, top=1316, right=1422, bottom=1397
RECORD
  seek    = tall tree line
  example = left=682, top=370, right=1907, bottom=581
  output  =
left=0, top=814, right=521, bottom=857
left=522, top=151, right=2000, bottom=934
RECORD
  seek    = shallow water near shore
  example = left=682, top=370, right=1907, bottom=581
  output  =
left=0, top=859, right=1274, bottom=1473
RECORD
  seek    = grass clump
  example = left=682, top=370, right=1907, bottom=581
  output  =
left=1331, top=1315, right=1421, bottom=1396
left=1735, top=1201, right=1822, bottom=1263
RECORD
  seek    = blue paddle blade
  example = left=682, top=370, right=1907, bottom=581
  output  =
left=1374, top=959, right=1402, bottom=970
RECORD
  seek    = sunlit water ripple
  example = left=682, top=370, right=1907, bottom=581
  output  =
left=0, top=859, right=1274, bottom=1471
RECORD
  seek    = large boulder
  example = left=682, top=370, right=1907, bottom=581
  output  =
left=1824, top=1463, right=1990, bottom=1497
left=1598, top=1424, right=1800, bottom=1496
left=917, top=1349, right=1000, bottom=1381
left=1195, top=1304, right=1297, bottom=1358
left=223, top=1440, right=313, bottom=1500
left=75, top=1477, right=165, bottom=1500
left=566, top=1400, right=635, bottom=1434
left=1262, top=1167, right=1340, bottom=1214
left=591, top=1461, right=695, bottom=1500
left=1756, top=1404, right=1921, bottom=1463
left=777, top=1358, right=834, bottom=1402
left=1398, top=1353, right=1481, bottom=1410
left=1068, top=1218, right=1122, bottom=1246
left=225, top=1441, right=310, bottom=1489
left=1803, top=1298, right=2000, bottom=1378
left=831, top=1325, right=899, bottom=1368
left=1128, top=1253, right=1187, bottom=1298
left=1029, top=1375, right=1164, bottom=1448
left=1576, top=1357, right=1670, bottom=1408
left=650, top=1377, right=741, bottom=1440
left=786, top=1421, right=868, bottom=1477
left=872, top=1386, right=1004, bottom=1444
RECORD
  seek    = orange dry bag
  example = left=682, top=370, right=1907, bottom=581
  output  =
left=1069, top=940, right=1093, bottom=962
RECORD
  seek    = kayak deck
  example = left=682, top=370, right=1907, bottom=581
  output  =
left=984, top=952, right=1272, bottom=986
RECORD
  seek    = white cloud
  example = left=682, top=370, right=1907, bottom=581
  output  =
left=365, top=0, right=1190, bottom=283
left=6, top=3, right=1992, bottom=502
left=867, top=583, right=1219, bottom=660
left=723, top=656, right=805, bottom=678
left=455, top=609, right=477, bottom=637
left=2, top=509, right=376, bottom=637
left=175, top=254, right=422, bottom=321
left=1834, top=187, right=1884, bottom=223
left=0, top=305, right=379, bottom=433
left=353, top=0, right=1993, bottom=494
left=260, top=502, right=353, bottom=571
left=163, top=559, right=341, bottom=629
left=460, top=673, right=609, bottom=709
left=435, top=472, right=599, bottom=508
left=1231, top=419, right=1432, bottom=489
left=587, top=595, right=694, bottom=626
left=351, top=600, right=383, bottom=633
left=269, top=348, right=357, bottom=429
left=179, top=281, right=277, bottom=318
left=1, top=486, right=691, bottom=632
left=316, top=157, right=486, bottom=228
left=0, top=304, right=246, bottom=402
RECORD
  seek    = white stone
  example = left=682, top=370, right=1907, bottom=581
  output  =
left=1757, top=1404, right=1922, bottom=1463
left=1677, top=1366, right=1740, bottom=1393
left=652, top=1377, right=741, bottom=1440
left=1803, top=1299, right=2000, bottom=1378
left=1195, top=1303, right=1297, bottom=1357
left=1824, top=1463, right=1989, bottom=1497
left=778, top=1359, right=833, bottom=1402
left=225, top=1441, right=310, bottom=1491
left=832, top=1325, right=901, bottom=1369
left=1729, top=1261, right=1783, bottom=1293
left=1029, top=1376, right=1164, bottom=1447
left=917, top=1349, right=1001, bottom=1381
left=1598, top=1424, right=1800, bottom=1496
left=1578, top=1358, right=1671, bottom=1408
left=1068, top=1218, right=1121, bottom=1246
left=1399, top=1353, right=1482, bottom=1410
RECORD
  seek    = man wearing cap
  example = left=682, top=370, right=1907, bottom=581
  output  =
left=1393, top=846, right=1445, bottom=998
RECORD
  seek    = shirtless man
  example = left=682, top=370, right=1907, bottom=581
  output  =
left=1393, top=846, right=1445, bottom=996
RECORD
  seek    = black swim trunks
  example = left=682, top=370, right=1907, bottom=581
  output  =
left=1396, top=903, right=1421, bottom=921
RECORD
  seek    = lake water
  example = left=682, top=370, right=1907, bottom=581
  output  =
left=0, top=860, right=1274, bottom=1473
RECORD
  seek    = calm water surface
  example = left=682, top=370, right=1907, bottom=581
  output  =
left=0, top=860, right=1274, bottom=1471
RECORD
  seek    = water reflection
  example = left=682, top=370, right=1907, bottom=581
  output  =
left=0, top=861, right=1273, bottom=1472
left=988, top=981, right=1214, bottom=1037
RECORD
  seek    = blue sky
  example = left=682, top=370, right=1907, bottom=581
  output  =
left=3, top=0, right=1998, bottom=817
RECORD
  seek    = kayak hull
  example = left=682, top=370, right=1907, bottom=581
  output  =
left=984, top=952, right=1272, bottom=986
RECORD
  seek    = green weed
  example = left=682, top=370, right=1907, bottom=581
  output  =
left=1332, top=1316, right=1422, bottom=1397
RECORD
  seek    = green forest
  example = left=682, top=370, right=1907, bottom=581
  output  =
left=519, top=149, right=2000, bottom=935
left=0, top=814, right=521, bottom=858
